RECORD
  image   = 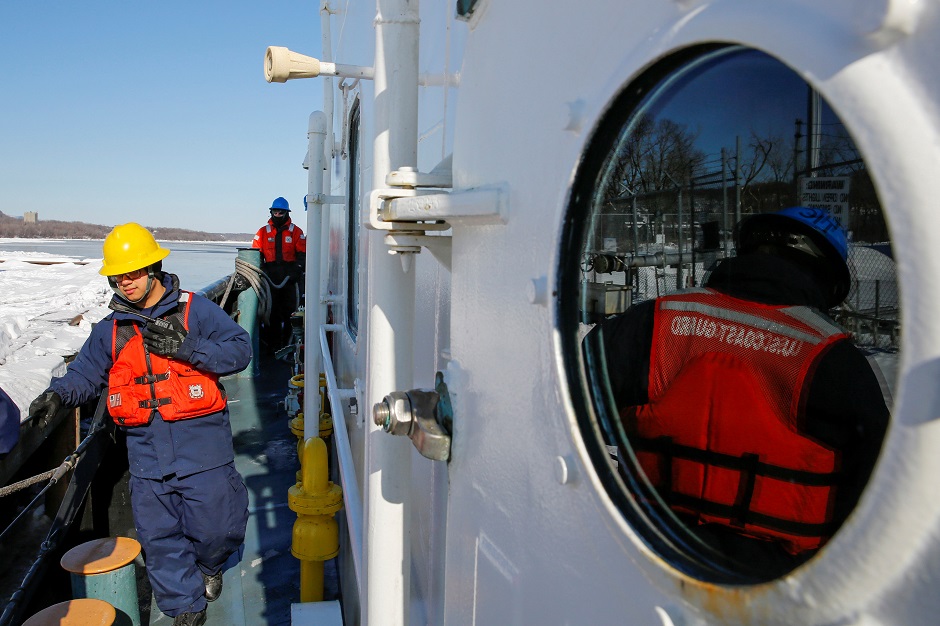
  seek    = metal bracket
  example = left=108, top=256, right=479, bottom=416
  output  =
left=368, top=187, right=451, bottom=232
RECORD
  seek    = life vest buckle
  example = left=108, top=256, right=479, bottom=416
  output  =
left=138, top=397, right=172, bottom=409
left=134, top=372, right=170, bottom=385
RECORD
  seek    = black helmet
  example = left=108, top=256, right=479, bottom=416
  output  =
left=736, top=206, right=851, bottom=308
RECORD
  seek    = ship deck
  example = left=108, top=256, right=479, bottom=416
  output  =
left=140, top=355, right=339, bottom=624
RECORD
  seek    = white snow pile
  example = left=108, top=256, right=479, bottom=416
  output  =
left=0, top=252, right=112, bottom=422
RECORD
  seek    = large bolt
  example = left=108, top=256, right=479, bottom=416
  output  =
left=372, top=392, right=414, bottom=436
left=373, top=400, right=390, bottom=428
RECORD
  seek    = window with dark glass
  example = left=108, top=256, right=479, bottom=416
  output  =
left=561, top=45, right=895, bottom=583
left=346, top=100, right=361, bottom=337
left=456, top=0, right=482, bottom=20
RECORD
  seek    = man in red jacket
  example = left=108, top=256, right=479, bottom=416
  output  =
left=252, top=197, right=306, bottom=353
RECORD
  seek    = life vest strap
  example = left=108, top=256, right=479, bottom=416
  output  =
left=633, top=435, right=839, bottom=537
left=667, top=491, right=838, bottom=537
left=633, top=436, right=840, bottom=486
left=134, top=372, right=170, bottom=385
left=138, top=397, right=172, bottom=409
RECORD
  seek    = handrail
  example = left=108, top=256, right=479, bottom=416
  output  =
left=0, top=394, right=114, bottom=626
left=319, top=323, right=363, bottom=597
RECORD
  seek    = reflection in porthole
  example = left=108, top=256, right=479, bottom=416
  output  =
left=561, top=46, right=895, bottom=583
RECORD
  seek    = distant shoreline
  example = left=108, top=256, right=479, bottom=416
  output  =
left=0, top=213, right=254, bottom=242
left=0, top=237, right=253, bottom=244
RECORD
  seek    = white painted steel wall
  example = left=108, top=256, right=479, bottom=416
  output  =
left=314, top=0, right=940, bottom=624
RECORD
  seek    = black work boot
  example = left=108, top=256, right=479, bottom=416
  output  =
left=172, top=608, right=207, bottom=626
left=204, top=570, right=224, bottom=602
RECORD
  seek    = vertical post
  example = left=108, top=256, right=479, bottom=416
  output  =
left=793, top=119, right=803, bottom=193
left=721, top=148, right=729, bottom=255
left=735, top=136, right=742, bottom=224
left=365, top=0, right=419, bottom=624
left=236, top=248, right=262, bottom=378
left=808, top=89, right=822, bottom=175
left=874, top=279, right=881, bottom=348
left=318, top=1, right=336, bottom=358
left=631, top=195, right=640, bottom=254
left=676, top=187, right=684, bottom=290
left=304, top=112, right=329, bottom=441
left=689, top=170, right=696, bottom=287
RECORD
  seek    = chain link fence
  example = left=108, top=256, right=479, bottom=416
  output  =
left=580, top=178, right=900, bottom=352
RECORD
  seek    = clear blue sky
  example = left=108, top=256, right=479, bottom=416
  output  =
left=0, top=1, right=324, bottom=235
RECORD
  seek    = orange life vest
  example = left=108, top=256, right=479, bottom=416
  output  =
left=107, top=292, right=227, bottom=427
left=627, top=288, right=848, bottom=554
left=252, top=222, right=306, bottom=263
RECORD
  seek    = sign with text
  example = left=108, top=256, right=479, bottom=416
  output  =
left=799, top=176, right=850, bottom=226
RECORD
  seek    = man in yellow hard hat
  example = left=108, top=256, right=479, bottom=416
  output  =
left=28, top=223, right=252, bottom=626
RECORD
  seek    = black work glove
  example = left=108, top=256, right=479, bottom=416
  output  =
left=29, top=390, right=62, bottom=428
left=141, top=322, right=188, bottom=358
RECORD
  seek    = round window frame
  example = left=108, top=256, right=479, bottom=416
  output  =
left=557, top=42, right=876, bottom=585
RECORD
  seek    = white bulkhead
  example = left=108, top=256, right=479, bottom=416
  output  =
left=281, top=0, right=940, bottom=624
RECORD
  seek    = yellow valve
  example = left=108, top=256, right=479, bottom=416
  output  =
left=318, top=373, right=331, bottom=415
left=319, top=412, right=333, bottom=438
left=289, top=411, right=305, bottom=483
left=289, top=412, right=305, bottom=439
left=288, top=437, right=343, bottom=602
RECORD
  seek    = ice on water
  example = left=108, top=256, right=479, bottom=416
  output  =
left=0, top=251, right=112, bottom=422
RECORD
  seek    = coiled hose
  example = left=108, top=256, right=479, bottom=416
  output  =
left=218, top=257, right=301, bottom=327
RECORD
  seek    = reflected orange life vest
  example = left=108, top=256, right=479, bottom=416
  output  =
left=107, top=292, right=227, bottom=427
left=627, top=288, right=849, bottom=554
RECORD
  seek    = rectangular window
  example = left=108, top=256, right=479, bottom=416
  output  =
left=346, top=101, right=361, bottom=337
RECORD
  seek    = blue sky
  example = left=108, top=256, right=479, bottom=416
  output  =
left=1, top=1, right=325, bottom=235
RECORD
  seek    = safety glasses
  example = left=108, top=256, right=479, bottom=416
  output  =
left=745, top=227, right=826, bottom=260
left=107, top=268, right=148, bottom=283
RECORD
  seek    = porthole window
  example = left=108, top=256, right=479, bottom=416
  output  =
left=561, top=45, right=895, bottom=583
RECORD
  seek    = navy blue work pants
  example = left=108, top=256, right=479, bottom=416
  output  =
left=129, top=462, right=249, bottom=617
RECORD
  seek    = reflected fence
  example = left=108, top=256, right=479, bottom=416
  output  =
left=582, top=200, right=899, bottom=352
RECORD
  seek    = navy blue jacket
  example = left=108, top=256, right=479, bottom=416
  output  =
left=50, top=273, right=251, bottom=479
left=0, top=386, right=19, bottom=455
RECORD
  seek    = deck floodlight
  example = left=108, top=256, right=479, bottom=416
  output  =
left=265, top=46, right=321, bottom=83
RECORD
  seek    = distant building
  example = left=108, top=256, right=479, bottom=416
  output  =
left=23, top=212, right=38, bottom=224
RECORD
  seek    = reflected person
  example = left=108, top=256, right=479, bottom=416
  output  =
left=587, top=206, right=889, bottom=572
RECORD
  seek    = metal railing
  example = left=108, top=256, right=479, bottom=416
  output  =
left=0, top=395, right=113, bottom=626
left=319, top=324, right=363, bottom=597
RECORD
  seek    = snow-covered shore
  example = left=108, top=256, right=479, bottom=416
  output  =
left=0, top=252, right=112, bottom=422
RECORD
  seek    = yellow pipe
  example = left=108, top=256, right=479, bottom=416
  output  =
left=300, top=560, right=325, bottom=602
left=288, top=374, right=306, bottom=481
left=288, top=437, right=343, bottom=603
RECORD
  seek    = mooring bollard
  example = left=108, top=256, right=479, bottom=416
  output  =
left=22, top=598, right=116, bottom=626
left=59, top=536, right=141, bottom=626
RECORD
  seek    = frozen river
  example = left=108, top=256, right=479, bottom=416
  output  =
left=0, top=238, right=252, bottom=420
left=0, top=238, right=250, bottom=292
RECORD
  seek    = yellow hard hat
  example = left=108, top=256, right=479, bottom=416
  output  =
left=99, top=223, right=170, bottom=277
